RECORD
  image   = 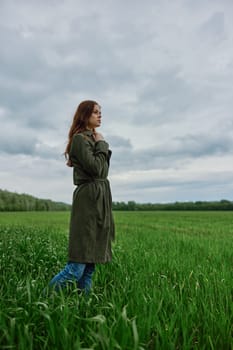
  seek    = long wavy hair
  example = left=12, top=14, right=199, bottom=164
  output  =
left=65, top=100, right=98, bottom=165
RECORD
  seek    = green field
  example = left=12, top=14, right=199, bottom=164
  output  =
left=0, top=211, right=232, bottom=349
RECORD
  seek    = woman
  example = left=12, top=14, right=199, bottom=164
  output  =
left=47, top=100, right=115, bottom=295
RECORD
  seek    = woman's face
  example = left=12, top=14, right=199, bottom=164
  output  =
left=87, top=104, right=101, bottom=129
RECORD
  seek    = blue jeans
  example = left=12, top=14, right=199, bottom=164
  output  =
left=48, top=262, right=95, bottom=295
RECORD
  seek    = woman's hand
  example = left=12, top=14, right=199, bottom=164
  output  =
left=93, top=132, right=104, bottom=142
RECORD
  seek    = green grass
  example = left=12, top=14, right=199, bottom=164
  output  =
left=0, top=211, right=232, bottom=349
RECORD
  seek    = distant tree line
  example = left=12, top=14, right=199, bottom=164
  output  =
left=0, top=189, right=71, bottom=211
left=1, top=189, right=233, bottom=211
left=112, top=200, right=233, bottom=211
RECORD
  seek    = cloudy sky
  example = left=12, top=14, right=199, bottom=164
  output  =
left=1, top=0, right=233, bottom=204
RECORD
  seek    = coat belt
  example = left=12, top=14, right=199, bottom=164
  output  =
left=76, top=178, right=108, bottom=185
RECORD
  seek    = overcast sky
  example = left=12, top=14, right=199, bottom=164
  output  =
left=1, top=0, right=233, bottom=204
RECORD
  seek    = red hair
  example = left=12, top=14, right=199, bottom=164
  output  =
left=65, top=100, right=98, bottom=165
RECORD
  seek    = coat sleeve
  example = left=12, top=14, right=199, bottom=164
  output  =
left=70, top=134, right=109, bottom=177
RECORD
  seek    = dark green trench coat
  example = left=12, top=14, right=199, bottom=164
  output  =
left=68, top=130, right=115, bottom=263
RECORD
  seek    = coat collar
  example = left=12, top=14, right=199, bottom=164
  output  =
left=82, top=129, right=94, bottom=137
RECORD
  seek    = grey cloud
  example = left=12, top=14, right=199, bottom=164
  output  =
left=1, top=138, right=35, bottom=156
left=34, top=143, right=63, bottom=159
left=110, top=132, right=233, bottom=171
left=0, top=16, right=137, bottom=130
left=0, top=138, right=63, bottom=160
left=1, top=136, right=31, bottom=157
left=132, top=68, right=215, bottom=126
left=199, top=12, right=225, bottom=43
left=111, top=170, right=233, bottom=203
left=174, top=134, right=232, bottom=157
left=0, top=111, right=32, bottom=154
left=116, top=171, right=233, bottom=191
left=0, top=117, right=63, bottom=159
left=107, top=135, right=132, bottom=149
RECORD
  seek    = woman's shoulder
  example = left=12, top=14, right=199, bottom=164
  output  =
left=73, top=131, right=95, bottom=144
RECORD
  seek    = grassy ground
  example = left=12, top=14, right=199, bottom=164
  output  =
left=0, top=211, right=232, bottom=349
